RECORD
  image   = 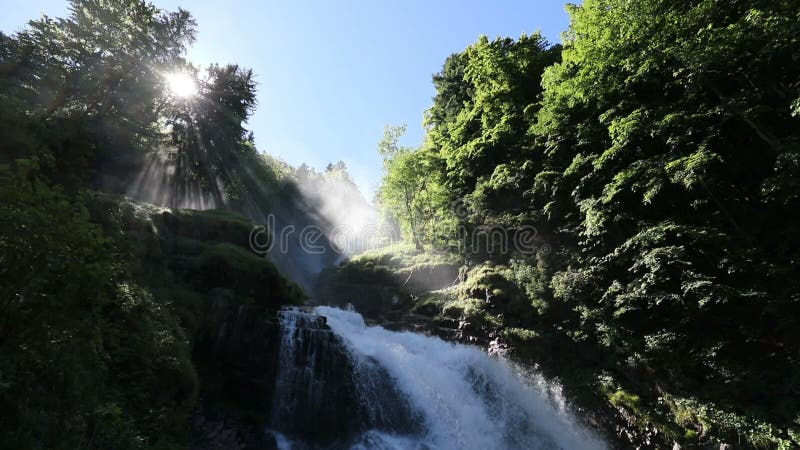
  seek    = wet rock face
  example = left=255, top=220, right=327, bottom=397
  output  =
left=190, top=304, right=283, bottom=449
left=206, top=305, right=284, bottom=412
left=269, top=309, right=363, bottom=441
left=270, top=308, right=422, bottom=445
left=195, top=306, right=421, bottom=448
left=190, top=412, right=279, bottom=450
left=318, top=283, right=406, bottom=319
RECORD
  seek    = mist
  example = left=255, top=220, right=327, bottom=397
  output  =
left=122, top=151, right=390, bottom=292
left=291, top=162, right=392, bottom=256
left=127, top=152, right=226, bottom=210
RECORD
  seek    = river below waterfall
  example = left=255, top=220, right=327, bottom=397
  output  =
left=264, top=306, right=606, bottom=450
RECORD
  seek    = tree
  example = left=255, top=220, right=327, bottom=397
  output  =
left=378, top=1, right=800, bottom=445
left=377, top=125, right=450, bottom=250
left=0, top=0, right=197, bottom=191
left=425, top=34, right=561, bottom=204
left=536, top=0, right=800, bottom=378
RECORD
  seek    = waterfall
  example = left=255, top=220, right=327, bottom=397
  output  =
left=269, top=308, right=421, bottom=446
left=269, top=306, right=606, bottom=450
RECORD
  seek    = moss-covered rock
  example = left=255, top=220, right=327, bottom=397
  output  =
left=78, top=194, right=307, bottom=448
left=89, top=194, right=305, bottom=309
left=348, top=243, right=461, bottom=294
left=155, top=209, right=255, bottom=248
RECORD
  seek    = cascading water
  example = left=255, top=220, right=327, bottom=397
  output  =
left=269, top=306, right=606, bottom=450
left=269, top=308, right=422, bottom=446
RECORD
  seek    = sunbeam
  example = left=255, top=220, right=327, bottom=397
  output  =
left=165, top=71, right=197, bottom=98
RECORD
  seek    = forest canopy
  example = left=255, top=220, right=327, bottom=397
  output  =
left=0, top=1, right=304, bottom=447
left=1, top=0, right=800, bottom=447
left=377, top=0, right=800, bottom=446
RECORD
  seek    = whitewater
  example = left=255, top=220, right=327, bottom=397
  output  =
left=270, top=306, right=606, bottom=450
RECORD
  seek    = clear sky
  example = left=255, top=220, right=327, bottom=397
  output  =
left=1, top=0, right=572, bottom=195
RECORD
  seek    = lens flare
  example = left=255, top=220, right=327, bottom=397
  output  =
left=165, top=71, right=197, bottom=98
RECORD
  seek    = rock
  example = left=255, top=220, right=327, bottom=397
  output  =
left=191, top=412, right=280, bottom=450
left=200, top=305, right=283, bottom=412
left=404, top=263, right=460, bottom=292
left=268, top=308, right=422, bottom=444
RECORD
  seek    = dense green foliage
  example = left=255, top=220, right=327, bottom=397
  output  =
left=0, top=163, right=195, bottom=449
left=378, top=1, right=800, bottom=447
left=0, top=1, right=303, bottom=447
left=377, top=126, right=452, bottom=250
left=4, top=0, right=800, bottom=446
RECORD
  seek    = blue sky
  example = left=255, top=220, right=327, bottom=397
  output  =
left=1, top=1, right=572, bottom=195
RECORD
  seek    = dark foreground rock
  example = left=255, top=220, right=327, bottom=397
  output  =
left=192, top=305, right=421, bottom=448
left=190, top=410, right=278, bottom=450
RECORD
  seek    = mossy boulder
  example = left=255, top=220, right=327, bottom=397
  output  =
left=314, top=243, right=462, bottom=320
left=350, top=243, right=461, bottom=294
left=178, top=242, right=304, bottom=305
left=315, top=261, right=409, bottom=318
left=154, top=209, right=254, bottom=248
left=88, top=195, right=305, bottom=309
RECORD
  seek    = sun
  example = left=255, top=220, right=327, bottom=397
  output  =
left=165, top=72, right=197, bottom=98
